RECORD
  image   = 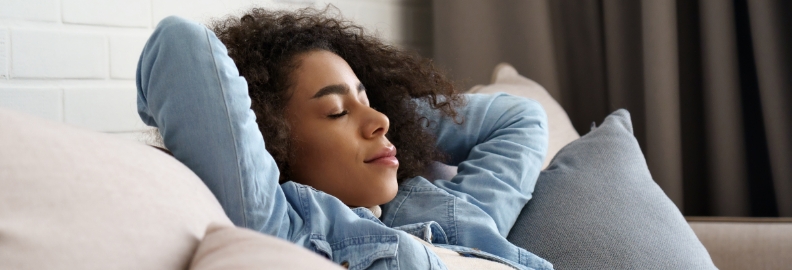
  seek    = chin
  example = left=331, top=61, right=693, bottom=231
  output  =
left=359, top=180, right=398, bottom=207
left=375, top=180, right=399, bottom=205
left=330, top=172, right=399, bottom=207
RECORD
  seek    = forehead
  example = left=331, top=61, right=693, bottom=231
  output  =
left=289, top=50, right=358, bottom=99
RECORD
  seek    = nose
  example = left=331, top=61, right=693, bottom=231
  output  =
left=361, top=106, right=390, bottom=139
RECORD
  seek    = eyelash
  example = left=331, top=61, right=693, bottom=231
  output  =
left=328, top=110, right=348, bottom=119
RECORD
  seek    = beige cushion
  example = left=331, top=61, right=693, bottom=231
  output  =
left=0, top=108, right=233, bottom=270
left=190, top=224, right=344, bottom=270
left=689, top=219, right=792, bottom=270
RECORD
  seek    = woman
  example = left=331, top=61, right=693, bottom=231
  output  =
left=137, top=7, right=550, bottom=270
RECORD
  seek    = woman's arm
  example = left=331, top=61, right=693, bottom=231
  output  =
left=136, top=16, right=291, bottom=237
left=419, top=93, right=548, bottom=237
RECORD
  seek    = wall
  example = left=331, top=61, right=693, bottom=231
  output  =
left=0, top=0, right=431, bottom=140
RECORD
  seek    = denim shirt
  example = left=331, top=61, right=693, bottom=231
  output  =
left=137, top=16, right=552, bottom=270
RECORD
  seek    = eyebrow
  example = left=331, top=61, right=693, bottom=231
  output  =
left=311, top=83, right=366, bottom=99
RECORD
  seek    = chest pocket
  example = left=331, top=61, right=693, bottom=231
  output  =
left=310, top=234, right=399, bottom=270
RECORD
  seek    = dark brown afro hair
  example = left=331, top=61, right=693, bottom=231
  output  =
left=210, top=6, right=464, bottom=183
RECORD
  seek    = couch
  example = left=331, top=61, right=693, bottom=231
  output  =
left=1, top=64, right=789, bottom=269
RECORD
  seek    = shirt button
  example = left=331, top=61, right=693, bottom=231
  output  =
left=341, top=261, right=349, bottom=268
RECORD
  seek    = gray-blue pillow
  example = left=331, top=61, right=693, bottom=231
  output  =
left=507, top=109, right=716, bottom=269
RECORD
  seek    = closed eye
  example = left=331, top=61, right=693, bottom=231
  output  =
left=328, top=110, right=348, bottom=119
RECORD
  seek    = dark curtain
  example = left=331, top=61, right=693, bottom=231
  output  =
left=432, top=0, right=792, bottom=217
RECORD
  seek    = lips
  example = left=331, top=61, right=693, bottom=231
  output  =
left=365, top=145, right=399, bottom=166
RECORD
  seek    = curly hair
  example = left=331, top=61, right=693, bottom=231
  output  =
left=210, top=6, right=464, bottom=183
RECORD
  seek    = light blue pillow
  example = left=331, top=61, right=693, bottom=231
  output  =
left=507, top=109, right=716, bottom=269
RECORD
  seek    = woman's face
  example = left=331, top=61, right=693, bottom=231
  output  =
left=283, top=50, right=399, bottom=207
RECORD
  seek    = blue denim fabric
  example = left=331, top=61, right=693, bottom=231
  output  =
left=137, top=16, right=552, bottom=270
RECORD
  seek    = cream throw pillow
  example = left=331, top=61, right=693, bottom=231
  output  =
left=0, top=108, right=232, bottom=270
left=190, top=224, right=344, bottom=270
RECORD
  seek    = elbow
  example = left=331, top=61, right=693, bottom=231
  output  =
left=494, top=93, right=549, bottom=156
left=497, top=93, right=548, bottom=134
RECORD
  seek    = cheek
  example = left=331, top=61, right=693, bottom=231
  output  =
left=290, top=128, right=367, bottom=203
left=290, top=125, right=360, bottom=178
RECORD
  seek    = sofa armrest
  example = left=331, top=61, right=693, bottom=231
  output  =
left=687, top=217, right=792, bottom=270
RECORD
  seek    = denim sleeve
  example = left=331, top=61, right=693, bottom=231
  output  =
left=419, top=93, right=548, bottom=237
left=136, top=16, right=292, bottom=238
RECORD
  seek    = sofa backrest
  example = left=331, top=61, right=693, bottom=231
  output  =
left=0, top=108, right=233, bottom=270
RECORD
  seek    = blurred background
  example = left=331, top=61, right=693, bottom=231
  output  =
left=0, top=0, right=789, bottom=217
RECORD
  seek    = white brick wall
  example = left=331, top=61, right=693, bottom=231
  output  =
left=0, top=0, right=60, bottom=22
left=11, top=29, right=108, bottom=78
left=0, top=87, right=62, bottom=121
left=0, top=28, right=8, bottom=79
left=62, top=0, right=151, bottom=28
left=0, top=0, right=432, bottom=141
left=63, top=86, right=143, bottom=131
left=109, top=34, right=148, bottom=79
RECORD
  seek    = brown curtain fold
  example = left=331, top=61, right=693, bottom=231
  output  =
left=432, top=0, right=561, bottom=98
left=640, top=0, right=683, bottom=207
left=699, top=0, right=750, bottom=216
left=547, top=0, right=613, bottom=137
left=746, top=1, right=792, bottom=216
left=432, top=0, right=791, bottom=216
left=601, top=0, right=644, bottom=131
